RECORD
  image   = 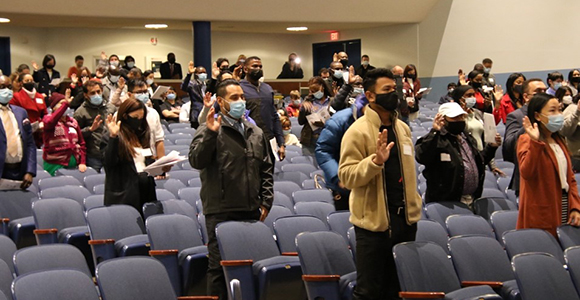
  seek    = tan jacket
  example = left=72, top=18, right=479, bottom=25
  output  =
left=338, top=107, right=422, bottom=232
left=561, top=103, right=580, bottom=159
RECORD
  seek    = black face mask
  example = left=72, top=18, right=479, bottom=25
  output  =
left=406, top=73, right=417, bottom=80
left=513, top=84, right=523, bottom=94
left=471, top=82, right=482, bottom=90
left=572, top=77, right=580, bottom=84
left=23, top=82, right=35, bottom=92
left=168, top=57, right=176, bottom=64
left=340, top=59, right=349, bottom=68
left=125, top=115, right=144, bottom=135
left=45, top=64, right=54, bottom=69
left=446, top=121, right=466, bottom=135
left=247, top=69, right=263, bottom=81
left=375, top=91, right=399, bottom=111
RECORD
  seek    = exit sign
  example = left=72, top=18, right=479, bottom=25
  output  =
left=330, top=32, right=339, bottom=41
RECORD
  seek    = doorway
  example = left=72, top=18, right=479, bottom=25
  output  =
left=312, top=39, right=361, bottom=77
left=0, top=37, right=10, bottom=75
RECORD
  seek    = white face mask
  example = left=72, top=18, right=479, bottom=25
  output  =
left=563, top=95, right=573, bottom=105
left=146, top=79, right=154, bottom=86
left=465, top=97, right=477, bottom=108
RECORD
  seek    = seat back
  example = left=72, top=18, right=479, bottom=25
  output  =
left=216, top=221, right=280, bottom=262
left=275, top=171, right=309, bottom=186
left=96, top=257, right=177, bottom=300
left=83, top=195, right=104, bottom=211
left=327, top=211, right=352, bottom=243
left=503, top=229, right=565, bottom=264
left=273, top=215, right=328, bottom=253
left=32, top=198, right=86, bottom=230
left=445, top=215, right=495, bottom=238
left=424, top=201, right=473, bottom=227
left=292, top=189, right=333, bottom=204
left=155, top=189, right=175, bottom=201
left=38, top=175, right=81, bottom=190
left=273, top=191, right=295, bottom=213
left=473, top=197, right=517, bottom=220
left=83, top=174, right=106, bottom=192
left=481, top=188, right=506, bottom=199
left=347, top=226, right=356, bottom=258
left=263, top=205, right=293, bottom=233
left=12, top=269, right=100, bottom=300
left=86, top=205, right=146, bottom=241
left=146, top=214, right=204, bottom=252
left=281, top=163, right=317, bottom=175
left=490, top=210, right=518, bottom=245
left=0, top=236, right=16, bottom=275
left=40, top=186, right=91, bottom=205
left=13, top=244, right=91, bottom=277
left=448, top=235, right=513, bottom=283
left=415, top=220, right=449, bottom=254
left=0, top=260, right=12, bottom=299
left=177, top=187, right=201, bottom=208
left=558, top=225, right=580, bottom=250
left=294, top=202, right=335, bottom=226
left=273, top=181, right=301, bottom=199
left=163, top=179, right=186, bottom=197
left=161, top=199, right=197, bottom=220
left=296, top=231, right=356, bottom=276
left=513, top=253, right=580, bottom=300
left=565, top=246, right=580, bottom=296
left=57, top=168, right=98, bottom=182
left=167, top=170, right=200, bottom=185
left=392, top=241, right=461, bottom=293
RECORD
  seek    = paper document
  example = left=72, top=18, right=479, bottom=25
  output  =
left=483, top=113, right=498, bottom=144
left=418, top=87, right=432, bottom=95
left=151, top=86, right=170, bottom=100
left=0, top=179, right=22, bottom=191
left=49, top=78, right=62, bottom=86
left=143, top=151, right=187, bottom=176
left=269, top=138, right=280, bottom=162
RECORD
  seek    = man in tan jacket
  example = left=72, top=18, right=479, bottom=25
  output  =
left=339, top=68, right=422, bottom=300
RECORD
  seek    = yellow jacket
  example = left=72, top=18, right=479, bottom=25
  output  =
left=338, top=107, right=422, bottom=232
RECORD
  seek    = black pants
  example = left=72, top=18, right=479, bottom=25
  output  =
left=205, top=210, right=261, bottom=300
left=353, top=207, right=417, bottom=300
left=331, top=188, right=350, bottom=211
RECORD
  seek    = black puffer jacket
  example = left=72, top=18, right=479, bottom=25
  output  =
left=189, top=115, right=274, bottom=215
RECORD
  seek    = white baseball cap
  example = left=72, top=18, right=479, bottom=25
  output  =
left=438, top=102, right=467, bottom=118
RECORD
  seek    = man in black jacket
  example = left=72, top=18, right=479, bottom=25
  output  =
left=416, top=102, right=500, bottom=206
left=160, top=53, right=182, bottom=79
left=189, top=79, right=274, bottom=299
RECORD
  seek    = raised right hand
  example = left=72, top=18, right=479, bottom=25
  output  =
left=523, top=116, right=540, bottom=141
left=432, top=113, right=445, bottom=131
left=100, top=51, right=107, bottom=60
left=90, top=115, right=103, bottom=132
left=106, top=114, right=121, bottom=138
left=203, top=92, right=215, bottom=108
left=31, top=61, right=39, bottom=71
left=188, top=61, right=195, bottom=74
left=211, top=62, right=220, bottom=79
left=372, top=129, right=395, bottom=165
left=206, top=106, right=222, bottom=132
left=118, top=77, right=126, bottom=89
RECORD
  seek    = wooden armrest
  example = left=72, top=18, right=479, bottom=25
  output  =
left=177, top=297, right=219, bottom=300
left=88, top=239, right=115, bottom=245
left=399, top=291, right=445, bottom=298
left=281, top=252, right=298, bottom=256
left=150, top=250, right=179, bottom=256
left=33, top=228, right=57, bottom=234
left=1, top=218, right=9, bottom=223
left=220, top=260, right=253, bottom=266
left=302, top=275, right=340, bottom=282
left=461, top=281, right=503, bottom=288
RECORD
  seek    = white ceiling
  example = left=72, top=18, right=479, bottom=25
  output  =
left=0, top=0, right=440, bottom=34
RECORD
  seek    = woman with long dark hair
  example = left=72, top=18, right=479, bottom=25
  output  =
left=518, top=93, right=580, bottom=236
left=104, top=98, right=157, bottom=212
left=493, top=73, right=526, bottom=124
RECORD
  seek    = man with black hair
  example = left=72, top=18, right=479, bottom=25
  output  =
left=439, top=82, right=457, bottom=104
left=239, top=56, right=286, bottom=161
left=73, top=80, right=116, bottom=171
left=67, top=55, right=86, bottom=78
left=160, top=52, right=183, bottom=79
left=355, top=54, right=375, bottom=78
left=482, top=58, right=496, bottom=86
left=339, top=68, right=422, bottom=300
left=547, top=71, right=565, bottom=96
left=189, top=79, right=273, bottom=299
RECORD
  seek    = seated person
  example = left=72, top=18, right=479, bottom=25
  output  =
left=159, top=87, right=182, bottom=124
left=280, top=116, right=301, bottom=147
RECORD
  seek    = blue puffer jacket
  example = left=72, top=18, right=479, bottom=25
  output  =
left=315, top=94, right=367, bottom=191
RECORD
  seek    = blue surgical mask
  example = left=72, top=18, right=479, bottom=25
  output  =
left=197, top=73, right=207, bottom=81
left=0, top=88, right=13, bottom=105
left=89, top=94, right=103, bottom=106
left=333, top=70, right=344, bottom=79
left=484, top=67, right=491, bottom=74
left=135, top=93, right=150, bottom=103
left=126, top=62, right=135, bottom=68
left=166, top=93, right=176, bottom=100
left=352, top=87, right=364, bottom=96
left=283, top=129, right=291, bottom=136
left=227, top=100, right=246, bottom=119
left=554, top=82, right=562, bottom=90
left=109, top=75, right=119, bottom=83
left=541, top=114, right=564, bottom=133
left=313, top=91, right=324, bottom=99
left=465, top=97, right=476, bottom=108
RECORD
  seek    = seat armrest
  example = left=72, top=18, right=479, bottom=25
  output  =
left=150, top=250, right=181, bottom=295
left=281, top=252, right=298, bottom=256
left=33, top=228, right=58, bottom=244
left=221, top=260, right=255, bottom=300
left=302, top=275, right=340, bottom=282
left=461, top=281, right=503, bottom=288
left=89, top=239, right=116, bottom=269
left=399, top=291, right=445, bottom=298
left=177, top=297, right=219, bottom=300
left=1, top=218, right=9, bottom=235
left=220, top=260, right=253, bottom=266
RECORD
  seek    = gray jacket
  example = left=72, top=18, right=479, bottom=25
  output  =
left=73, top=100, right=116, bottom=160
left=189, top=114, right=274, bottom=215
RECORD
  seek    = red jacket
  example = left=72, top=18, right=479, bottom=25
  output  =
left=517, top=133, right=580, bottom=236
left=493, top=94, right=517, bottom=125
left=10, top=89, right=47, bottom=124
left=42, top=101, right=86, bottom=166
left=286, top=104, right=300, bottom=117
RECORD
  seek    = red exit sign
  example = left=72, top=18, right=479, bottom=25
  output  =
left=330, top=32, right=339, bottom=41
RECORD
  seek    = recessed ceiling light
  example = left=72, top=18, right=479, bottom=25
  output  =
left=286, top=27, right=308, bottom=32
left=0, top=18, right=10, bottom=23
left=145, top=24, right=168, bottom=29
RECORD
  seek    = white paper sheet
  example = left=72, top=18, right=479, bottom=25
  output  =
left=151, top=86, right=170, bottom=100
left=483, top=113, right=498, bottom=144
left=143, top=151, right=187, bottom=176
left=418, top=87, right=432, bottom=95
left=269, top=138, right=280, bottom=162
left=0, top=179, right=22, bottom=191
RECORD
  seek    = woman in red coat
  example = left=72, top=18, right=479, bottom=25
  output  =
left=493, top=73, right=526, bottom=125
left=518, top=93, right=580, bottom=236
left=10, top=73, right=47, bottom=147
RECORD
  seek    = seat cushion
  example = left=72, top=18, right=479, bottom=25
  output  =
left=252, top=256, right=300, bottom=276
left=57, top=226, right=88, bottom=242
left=178, top=245, right=208, bottom=265
left=501, top=280, right=521, bottom=300
left=339, top=271, right=357, bottom=300
left=445, top=285, right=502, bottom=300
left=115, top=234, right=150, bottom=255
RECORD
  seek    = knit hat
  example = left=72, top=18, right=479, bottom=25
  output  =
left=49, top=92, right=66, bottom=109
